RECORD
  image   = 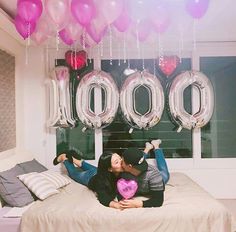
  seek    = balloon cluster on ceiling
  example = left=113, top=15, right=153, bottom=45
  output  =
left=14, top=0, right=209, bottom=47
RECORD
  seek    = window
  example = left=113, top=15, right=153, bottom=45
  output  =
left=102, top=58, right=192, bottom=158
left=200, top=56, right=236, bottom=158
left=56, top=60, right=95, bottom=160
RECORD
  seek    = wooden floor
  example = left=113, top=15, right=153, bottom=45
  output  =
left=218, top=199, right=236, bottom=220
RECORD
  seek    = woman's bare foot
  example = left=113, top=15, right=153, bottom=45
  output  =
left=143, top=142, right=153, bottom=154
left=57, top=153, right=67, bottom=162
left=151, top=139, right=162, bottom=149
left=53, top=153, right=68, bottom=165
left=72, top=157, right=83, bottom=167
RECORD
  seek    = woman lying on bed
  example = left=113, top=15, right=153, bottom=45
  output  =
left=53, top=139, right=169, bottom=209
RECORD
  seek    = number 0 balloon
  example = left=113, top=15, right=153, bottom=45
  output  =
left=76, top=70, right=119, bottom=130
left=120, top=71, right=164, bottom=130
left=168, top=71, right=214, bottom=131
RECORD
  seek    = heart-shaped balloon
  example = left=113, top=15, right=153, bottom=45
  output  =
left=117, top=178, right=138, bottom=199
left=158, top=56, right=180, bottom=77
left=65, top=50, right=87, bottom=70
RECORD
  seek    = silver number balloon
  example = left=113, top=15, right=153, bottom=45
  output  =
left=168, top=71, right=214, bottom=131
left=46, top=66, right=75, bottom=128
left=120, top=70, right=165, bottom=131
left=76, top=70, right=119, bottom=130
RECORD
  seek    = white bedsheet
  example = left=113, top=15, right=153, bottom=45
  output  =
left=20, top=173, right=236, bottom=232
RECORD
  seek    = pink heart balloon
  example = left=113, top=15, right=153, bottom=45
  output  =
left=158, top=55, right=180, bottom=77
left=117, top=178, right=138, bottom=199
left=65, top=50, right=87, bottom=70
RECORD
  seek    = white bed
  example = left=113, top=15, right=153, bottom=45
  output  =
left=0, top=151, right=235, bottom=232
left=20, top=172, right=236, bottom=232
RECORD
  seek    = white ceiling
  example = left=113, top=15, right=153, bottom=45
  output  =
left=0, top=0, right=236, bottom=49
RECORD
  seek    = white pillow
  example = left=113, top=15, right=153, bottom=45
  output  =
left=18, top=172, right=59, bottom=200
left=40, top=170, right=71, bottom=189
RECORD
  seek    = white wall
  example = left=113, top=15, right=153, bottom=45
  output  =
left=0, top=12, right=236, bottom=199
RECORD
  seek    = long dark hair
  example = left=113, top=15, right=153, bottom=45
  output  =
left=97, top=152, right=113, bottom=174
left=94, top=152, right=117, bottom=193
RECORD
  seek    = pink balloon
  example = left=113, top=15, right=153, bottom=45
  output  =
left=150, top=3, right=170, bottom=34
left=131, top=20, right=151, bottom=42
left=31, top=30, right=47, bottom=44
left=113, top=4, right=131, bottom=32
left=79, top=33, right=96, bottom=48
left=71, top=0, right=96, bottom=26
left=17, top=0, right=43, bottom=23
left=186, top=0, right=210, bottom=19
left=45, top=0, right=69, bottom=28
left=117, top=178, right=138, bottom=199
left=14, top=15, right=36, bottom=39
left=98, top=0, right=125, bottom=24
left=59, top=29, right=75, bottom=46
left=128, top=0, right=149, bottom=23
left=66, top=17, right=83, bottom=41
left=31, top=17, right=51, bottom=44
left=86, top=16, right=107, bottom=43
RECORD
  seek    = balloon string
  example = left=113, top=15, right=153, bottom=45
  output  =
left=27, top=23, right=31, bottom=46
left=25, top=40, right=28, bottom=65
left=56, top=29, right=59, bottom=51
left=109, top=25, right=113, bottom=65
left=25, top=22, right=31, bottom=65
left=82, top=28, right=86, bottom=50
left=153, top=59, right=156, bottom=77
left=118, top=42, right=121, bottom=66
left=123, top=33, right=127, bottom=63
left=88, top=46, right=92, bottom=64
left=158, top=35, right=163, bottom=66
left=178, top=27, right=183, bottom=63
left=46, top=43, right=49, bottom=73
left=74, top=46, right=77, bottom=70
left=193, top=19, right=197, bottom=51
left=100, top=39, right=104, bottom=57
left=136, top=22, right=140, bottom=59
left=142, top=47, right=145, bottom=70
left=85, top=51, right=88, bottom=67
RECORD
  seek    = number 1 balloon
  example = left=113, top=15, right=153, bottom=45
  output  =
left=46, top=66, right=76, bottom=128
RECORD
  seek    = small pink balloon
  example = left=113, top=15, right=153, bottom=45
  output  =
left=45, top=0, right=69, bottom=29
left=150, top=3, right=170, bottom=34
left=31, top=30, right=47, bottom=44
left=66, top=17, right=83, bottom=41
left=128, top=0, right=149, bottom=23
left=86, top=16, right=107, bottom=43
left=98, top=0, right=125, bottom=24
left=131, top=20, right=151, bottom=42
left=79, top=33, right=96, bottom=48
left=17, top=0, right=43, bottom=23
left=14, top=15, right=36, bottom=39
left=113, top=4, right=131, bottom=32
left=59, top=29, right=75, bottom=46
left=117, top=178, right=138, bottom=199
left=31, top=17, right=51, bottom=44
left=186, top=0, right=210, bottom=19
left=71, top=0, right=96, bottom=26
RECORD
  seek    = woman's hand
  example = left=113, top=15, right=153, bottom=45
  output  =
left=109, top=201, right=124, bottom=210
left=119, top=199, right=143, bottom=209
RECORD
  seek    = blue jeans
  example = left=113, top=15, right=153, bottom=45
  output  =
left=63, top=160, right=97, bottom=186
left=144, top=149, right=170, bottom=184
